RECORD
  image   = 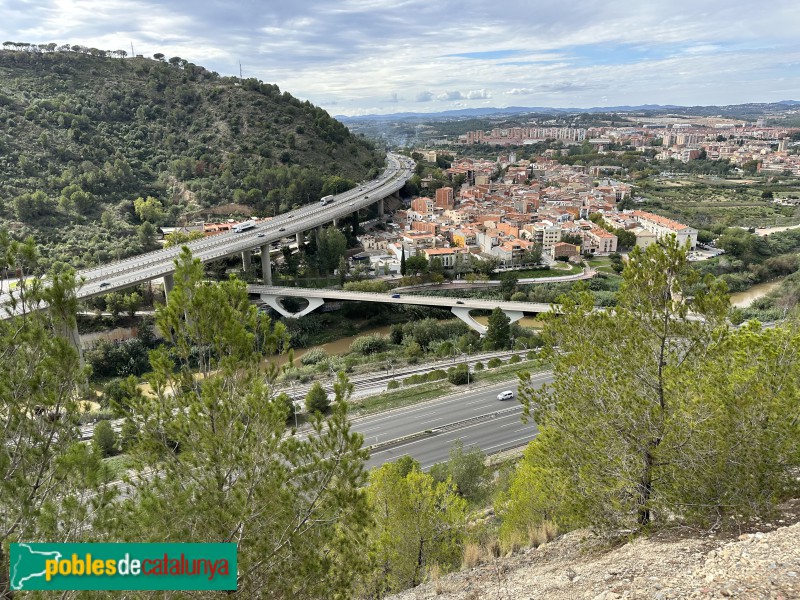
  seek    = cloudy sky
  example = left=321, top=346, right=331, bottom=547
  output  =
left=3, top=0, right=799, bottom=116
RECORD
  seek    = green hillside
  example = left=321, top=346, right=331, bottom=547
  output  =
left=0, top=47, right=382, bottom=269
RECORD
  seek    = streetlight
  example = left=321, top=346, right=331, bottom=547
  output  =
left=289, top=380, right=299, bottom=428
left=386, top=358, right=394, bottom=380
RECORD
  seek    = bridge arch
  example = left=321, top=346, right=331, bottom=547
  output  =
left=260, top=293, right=325, bottom=319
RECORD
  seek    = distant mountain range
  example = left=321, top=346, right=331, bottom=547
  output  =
left=337, top=100, right=800, bottom=122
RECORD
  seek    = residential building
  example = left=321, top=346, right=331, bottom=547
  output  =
left=583, top=227, right=618, bottom=255
left=423, top=247, right=469, bottom=269
left=631, top=211, right=697, bottom=249
left=435, top=187, right=454, bottom=209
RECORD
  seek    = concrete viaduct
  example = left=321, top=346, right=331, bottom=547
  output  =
left=249, top=285, right=553, bottom=335
left=0, top=153, right=414, bottom=313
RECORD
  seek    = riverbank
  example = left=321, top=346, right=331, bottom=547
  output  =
left=729, top=279, right=784, bottom=308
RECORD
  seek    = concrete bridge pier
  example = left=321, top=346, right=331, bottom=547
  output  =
left=163, top=273, right=175, bottom=301
left=259, top=294, right=324, bottom=319
left=260, top=244, right=272, bottom=286
left=295, top=231, right=304, bottom=247
left=242, top=249, right=252, bottom=273
left=377, top=198, right=384, bottom=218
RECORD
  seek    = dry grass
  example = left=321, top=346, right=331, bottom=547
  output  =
left=462, top=543, right=481, bottom=569
left=483, top=538, right=501, bottom=560
left=528, top=520, right=558, bottom=547
left=499, top=530, right=525, bottom=555
left=427, top=563, right=445, bottom=595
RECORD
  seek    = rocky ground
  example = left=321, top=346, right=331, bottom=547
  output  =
left=389, top=500, right=800, bottom=600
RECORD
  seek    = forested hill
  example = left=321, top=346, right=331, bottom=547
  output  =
left=0, top=47, right=382, bottom=269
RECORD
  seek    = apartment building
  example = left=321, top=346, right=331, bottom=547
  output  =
left=521, top=221, right=562, bottom=253
left=423, top=247, right=469, bottom=269
left=411, top=221, right=438, bottom=234
left=631, top=211, right=697, bottom=249
left=411, top=197, right=434, bottom=213
left=435, top=187, right=455, bottom=209
left=451, top=227, right=478, bottom=248
left=583, top=227, right=618, bottom=255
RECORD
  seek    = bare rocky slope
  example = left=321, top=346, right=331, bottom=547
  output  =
left=389, top=500, right=800, bottom=600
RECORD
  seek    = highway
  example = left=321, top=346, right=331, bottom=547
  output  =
left=357, top=373, right=553, bottom=470
left=0, top=152, right=414, bottom=316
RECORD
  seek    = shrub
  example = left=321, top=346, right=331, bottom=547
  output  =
left=387, top=380, right=401, bottom=390
left=342, top=280, right=390, bottom=292
left=508, top=354, right=521, bottom=364
left=404, top=373, right=425, bottom=385
left=350, top=333, right=389, bottom=355
left=93, top=420, right=117, bottom=457
left=300, top=347, right=328, bottom=365
left=487, top=358, right=502, bottom=369
left=473, top=361, right=484, bottom=371
left=427, top=369, right=447, bottom=382
left=447, top=365, right=470, bottom=385
left=526, top=350, right=538, bottom=360
left=274, top=392, right=295, bottom=422
left=304, top=382, right=330, bottom=414
left=510, top=291, right=527, bottom=302
left=403, top=340, right=423, bottom=360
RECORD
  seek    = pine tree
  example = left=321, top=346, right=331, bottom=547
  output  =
left=118, top=248, right=371, bottom=597
left=0, top=234, right=105, bottom=596
left=486, top=307, right=511, bottom=349
left=505, top=236, right=791, bottom=535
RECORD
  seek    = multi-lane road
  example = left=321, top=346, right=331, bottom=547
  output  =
left=357, top=373, right=553, bottom=470
left=0, top=152, right=414, bottom=315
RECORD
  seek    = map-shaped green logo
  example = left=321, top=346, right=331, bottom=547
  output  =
left=10, top=543, right=63, bottom=590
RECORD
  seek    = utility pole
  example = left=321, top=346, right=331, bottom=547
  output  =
left=239, top=61, right=243, bottom=82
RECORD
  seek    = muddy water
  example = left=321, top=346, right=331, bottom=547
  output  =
left=270, top=324, right=395, bottom=366
left=729, top=280, right=783, bottom=308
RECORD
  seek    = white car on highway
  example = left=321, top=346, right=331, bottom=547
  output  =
left=497, top=390, right=514, bottom=401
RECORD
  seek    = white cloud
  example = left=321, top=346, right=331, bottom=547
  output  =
left=466, top=89, right=491, bottom=99
left=2, top=0, right=799, bottom=115
left=437, top=90, right=463, bottom=101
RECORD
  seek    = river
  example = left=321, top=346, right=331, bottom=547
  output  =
left=273, top=315, right=546, bottom=366
left=270, top=324, right=395, bottom=366
left=729, top=280, right=783, bottom=308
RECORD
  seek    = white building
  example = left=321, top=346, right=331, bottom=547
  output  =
left=630, top=211, right=697, bottom=249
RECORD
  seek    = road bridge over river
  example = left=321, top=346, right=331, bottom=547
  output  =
left=248, top=285, right=555, bottom=335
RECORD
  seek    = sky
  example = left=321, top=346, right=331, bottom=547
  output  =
left=2, top=0, right=800, bottom=116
